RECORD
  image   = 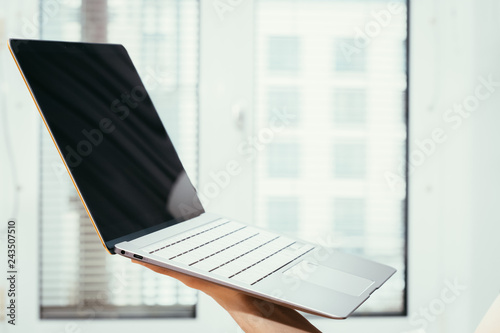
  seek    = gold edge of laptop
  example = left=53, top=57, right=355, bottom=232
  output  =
left=7, top=41, right=112, bottom=254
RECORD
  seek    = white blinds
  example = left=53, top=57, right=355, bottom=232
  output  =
left=255, top=0, right=407, bottom=313
left=40, top=0, right=199, bottom=318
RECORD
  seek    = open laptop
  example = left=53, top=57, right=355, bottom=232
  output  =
left=9, top=38, right=396, bottom=319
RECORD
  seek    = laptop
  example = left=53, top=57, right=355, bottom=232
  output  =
left=9, top=38, right=396, bottom=319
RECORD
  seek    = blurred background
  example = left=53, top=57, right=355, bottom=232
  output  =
left=0, top=0, right=499, bottom=332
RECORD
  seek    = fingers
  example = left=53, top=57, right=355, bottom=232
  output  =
left=131, top=259, right=225, bottom=293
left=131, top=259, right=197, bottom=284
left=131, top=259, right=172, bottom=275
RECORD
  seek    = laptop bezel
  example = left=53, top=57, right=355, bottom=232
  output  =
left=8, top=38, right=206, bottom=253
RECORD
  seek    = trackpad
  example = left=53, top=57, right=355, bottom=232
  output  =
left=283, top=260, right=374, bottom=297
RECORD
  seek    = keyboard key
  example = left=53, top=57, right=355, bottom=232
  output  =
left=231, top=244, right=315, bottom=284
left=143, top=218, right=229, bottom=253
left=144, top=219, right=314, bottom=285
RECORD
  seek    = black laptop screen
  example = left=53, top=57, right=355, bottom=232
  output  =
left=11, top=39, right=204, bottom=250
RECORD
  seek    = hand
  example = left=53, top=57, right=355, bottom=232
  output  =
left=132, top=260, right=322, bottom=333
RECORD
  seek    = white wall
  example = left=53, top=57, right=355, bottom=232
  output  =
left=469, top=0, right=500, bottom=327
left=0, top=2, right=41, bottom=333
left=408, top=0, right=500, bottom=332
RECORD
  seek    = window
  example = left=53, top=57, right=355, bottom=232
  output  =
left=267, top=142, right=300, bottom=178
left=333, top=141, right=367, bottom=179
left=39, top=0, right=199, bottom=319
left=335, top=37, right=367, bottom=72
left=267, top=198, right=300, bottom=234
left=33, top=0, right=407, bottom=322
left=334, top=198, right=366, bottom=254
left=256, top=0, right=408, bottom=314
left=268, top=87, right=300, bottom=124
left=267, top=36, right=300, bottom=73
left=333, top=88, right=367, bottom=124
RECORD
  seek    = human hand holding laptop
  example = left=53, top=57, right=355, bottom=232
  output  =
left=132, top=259, right=322, bottom=333
left=134, top=259, right=500, bottom=333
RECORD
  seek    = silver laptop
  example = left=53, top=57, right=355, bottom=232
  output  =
left=9, top=38, right=396, bottom=319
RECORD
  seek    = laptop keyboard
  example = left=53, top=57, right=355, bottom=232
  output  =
left=143, top=219, right=314, bottom=285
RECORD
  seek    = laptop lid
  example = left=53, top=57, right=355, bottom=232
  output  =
left=9, top=39, right=205, bottom=253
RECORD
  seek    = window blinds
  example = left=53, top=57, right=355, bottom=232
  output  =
left=39, top=0, right=199, bottom=318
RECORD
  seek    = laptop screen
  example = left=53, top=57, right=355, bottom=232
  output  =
left=10, top=39, right=204, bottom=251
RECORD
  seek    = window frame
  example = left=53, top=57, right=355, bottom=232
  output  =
left=253, top=0, right=410, bottom=319
left=9, top=0, right=412, bottom=331
left=37, top=0, right=201, bottom=321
